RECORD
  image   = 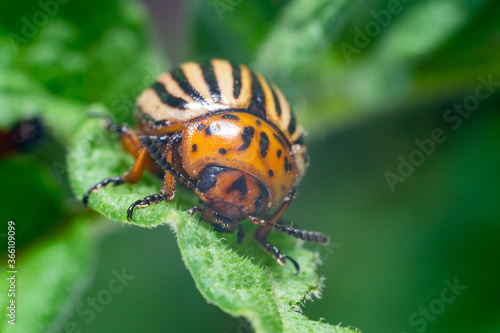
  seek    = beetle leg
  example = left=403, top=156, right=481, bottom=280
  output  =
left=83, top=176, right=124, bottom=207
left=121, top=147, right=150, bottom=184
left=100, top=117, right=160, bottom=175
left=102, top=118, right=142, bottom=157
left=89, top=116, right=142, bottom=158
left=83, top=147, right=152, bottom=207
left=159, top=136, right=177, bottom=202
left=273, top=222, right=329, bottom=244
left=126, top=134, right=178, bottom=221
left=253, top=224, right=300, bottom=275
left=140, top=134, right=210, bottom=202
left=127, top=194, right=164, bottom=222
left=248, top=215, right=329, bottom=245
left=140, top=134, right=178, bottom=201
left=140, top=134, right=177, bottom=179
left=187, top=206, right=202, bottom=216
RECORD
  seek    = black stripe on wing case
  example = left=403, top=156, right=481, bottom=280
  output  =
left=170, top=68, right=209, bottom=106
left=287, top=108, right=297, bottom=135
left=232, top=63, right=242, bottom=100
left=271, top=86, right=282, bottom=117
left=152, top=82, right=188, bottom=110
left=202, top=62, right=222, bottom=103
left=248, top=72, right=266, bottom=119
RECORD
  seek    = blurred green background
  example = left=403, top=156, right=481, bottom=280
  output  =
left=1, top=0, right=499, bottom=332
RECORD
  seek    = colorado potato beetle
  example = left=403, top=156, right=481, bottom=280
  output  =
left=83, top=59, right=328, bottom=273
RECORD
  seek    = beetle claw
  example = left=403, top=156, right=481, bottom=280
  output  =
left=285, top=255, right=300, bottom=275
left=126, top=194, right=164, bottom=222
left=83, top=176, right=124, bottom=208
left=188, top=206, right=202, bottom=216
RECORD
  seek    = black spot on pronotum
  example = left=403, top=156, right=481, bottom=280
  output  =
left=255, top=119, right=262, bottom=126
left=192, top=144, right=197, bottom=152
left=198, top=166, right=226, bottom=192
left=205, top=123, right=219, bottom=135
left=219, top=148, right=227, bottom=155
left=284, top=157, right=292, bottom=172
left=268, top=169, right=274, bottom=177
left=152, top=82, right=188, bottom=110
left=197, top=123, right=206, bottom=130
left=238, top=126, right=255, bottom=151
left=221, top=114, right=240, bottom=120
left=226, top=175, right=247, bottom=199
left=259, top=131, right=269, bottom=158
left=281, top=186, right=286, bottom=192
left=277, top=149, right=282, bottom=158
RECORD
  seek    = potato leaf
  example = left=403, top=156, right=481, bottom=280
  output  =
left=68, top=118, right=360, bottom=333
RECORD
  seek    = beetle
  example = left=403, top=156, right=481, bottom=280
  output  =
left=83, top=59, right=328, bottom=273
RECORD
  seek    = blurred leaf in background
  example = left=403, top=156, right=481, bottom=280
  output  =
left=1, top=0, right=499, bottom=332
left=0, top=0, right=167, bottom=331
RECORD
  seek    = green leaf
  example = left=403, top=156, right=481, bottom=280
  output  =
left=0, top=218, right=97, bottom=333
left=68, top=117, right=359, bottom=333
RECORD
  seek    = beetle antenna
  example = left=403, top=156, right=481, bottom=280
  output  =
left=273, top=222, right=329, bottom=244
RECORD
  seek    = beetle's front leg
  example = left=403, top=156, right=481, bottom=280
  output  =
left=82, top=117, right=162, bottom=208
left=83, top=147, right=152, bottom=207
left=83, top=176, right=124, bottom=207
left=82, top=116, right=164, bottom=208
left=253, top=224, right=300, bottom=274
left=126, top=194, right=165, bottom=221
left=140, top=133, right=208, bottom=200
left=102, top=118, right=142, bottom=158
left=126, top=134, right=177, bottom=221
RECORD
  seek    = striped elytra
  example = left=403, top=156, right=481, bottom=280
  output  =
left=84, top=59, right=326, bottom=274
left=134, top=59, right=310, bottom=210
left=136, top=60, right=307, bottom=160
